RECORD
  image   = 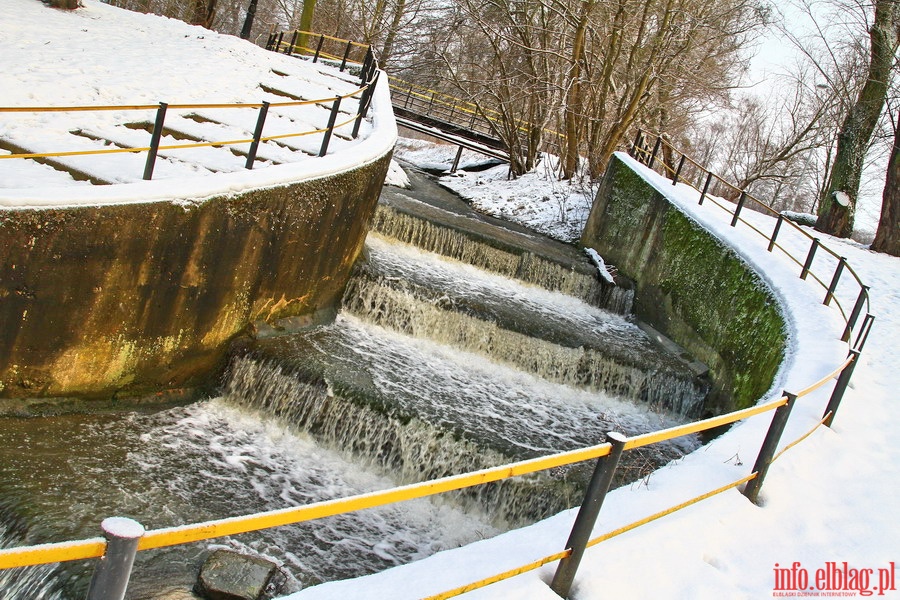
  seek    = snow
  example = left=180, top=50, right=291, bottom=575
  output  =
left=2, top=3, right=898, bottom=599
left=0, top=0, right=396, bottom=209
left=100, top=517, right=145, bottom=540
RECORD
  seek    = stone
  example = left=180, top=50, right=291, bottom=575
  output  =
left=195, top=549, right=280, bottom=600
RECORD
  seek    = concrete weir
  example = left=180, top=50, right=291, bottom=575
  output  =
left=0, top=116, right=395, bottom=405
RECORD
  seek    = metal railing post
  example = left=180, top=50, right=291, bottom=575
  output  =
left=287, top=30, right=298, bottom=55
left=319, top=96, right=342, bottom=157
left=823, top=257, right=846, bottom=306
left=841, top=286, right=869, bottom=342
left=352, top=72, right=378, bottom=138
left=822, top=350, right=860, bottom=427
left=800, top=238, right=820, bottom=280
left=743, top=392, right=797, bottom=504
left=630, top=129, right=643, bottom=159
left=853, top=314, right=875, bottom=353
left=245, top=101, right=270, bottom=169
left=550, top=432, right=626, bottom=599
left=313, top=35, right=325, bottom=62
left=768, top=214, right=784, bottom=252
left=730, top=191, right=746, bottom=227
left=85, top=517, right=145, bottom=600
left=339, top=40, right=353, bottom=71
left=647, top=136, right=662, bottom=170
left=359, top=48, right=373, bottom=84
left=698, top=171, right=713, bottom=205
left=450, top=145, right=464, bottom=173
left=274, top=31, right=284, bottom=52
left=672, top=154, right=686, bottom=185
left=142, top=102, right=167, bottom=181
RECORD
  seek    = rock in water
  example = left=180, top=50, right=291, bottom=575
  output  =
left=196, top=549, right=281, bottom=600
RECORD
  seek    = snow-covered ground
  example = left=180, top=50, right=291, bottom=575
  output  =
left=2, top=3, right=898, bottom=599
left=0, top=0, right=395, bottom=208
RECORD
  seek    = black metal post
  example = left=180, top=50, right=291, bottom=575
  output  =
left=853, top=314, right=875, bottom=353
left=631, top=129, right=643, bottom=159
left=647, top=136, right=662, bottom=170
left=85, top=517, right=145, bottom=600
left=800, top=238, right=820, bottom=280
left=550, top=432, right=627, bottom=599
left=313, top=35, right=325, bottom=62
left=340, top=40, right=353, bottom=71
left=698, top=171, right=713, bottom=205
left=319, top=96, right=343, bottom=157
left=768, top=214, right=784, bottom=252
left=359, top=48, right=373, bottom=84
left=286, top=30, right=298, bottom=55
left=840, top=286, right=869, bottom=342
left=731, top=191, right=746, bottom=227
left=352, top=72, right=378, bottom=138
left=743, top=392, right=798, bottom=504
left=822, top=350, right=860, bottom=427
left=274, top=31, right=284, bottom=52
left=245, top=101, right=270, bottom=169
left=265, top=31, right=275, bottom=51
left=427, top=91, right=436, bottom=114
left=142, top=102, right=167, bottom=181
left=450, top=145, right=464, bottom=173
left=824, top=257, right=846, bottom=306
left=672, top=154, right=686, bottom=185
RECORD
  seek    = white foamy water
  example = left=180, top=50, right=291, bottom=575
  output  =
left=0, top=400, right=499, bottom=598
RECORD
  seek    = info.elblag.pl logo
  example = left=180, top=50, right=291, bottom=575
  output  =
left=773, top=561, right=897, bottom=597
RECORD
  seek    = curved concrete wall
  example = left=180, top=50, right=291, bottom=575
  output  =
left=581, top=154, right=786, bottom=413
left=0, top=153, right=391, bottom=402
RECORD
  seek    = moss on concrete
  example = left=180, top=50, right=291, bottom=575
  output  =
left=581, top=155, right=786, bottom=412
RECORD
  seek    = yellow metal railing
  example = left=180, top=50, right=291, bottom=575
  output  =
left=630, top=131, right=872, bottom=347
left=0, top=81, right=375, bottom=177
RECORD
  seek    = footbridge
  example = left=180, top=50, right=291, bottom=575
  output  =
left=267, top=30, right=512, bottom=167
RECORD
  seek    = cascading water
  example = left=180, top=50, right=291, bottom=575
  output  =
left=0, top=404, right=500, bottom=598
left=0, top=166, right=710, bottom=597
left=344, top=235, right=705, bottom=415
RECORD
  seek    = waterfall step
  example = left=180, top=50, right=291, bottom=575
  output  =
left=345, top=235, right=706, bottom=415
left=224, top=320, right=699, bottom=524
left=375, top=167, right=629, bottom=311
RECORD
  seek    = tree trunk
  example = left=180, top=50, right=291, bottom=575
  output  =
left=240, top=0, right=257, bottom=40
left=816, top=0, right=899, bottom=238
left=871, top=111, right=900, bottom=256
left=562, top=0, right=594, bottom=180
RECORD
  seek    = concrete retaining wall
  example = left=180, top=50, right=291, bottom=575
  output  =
left=581, top=154, right=786, bottom=413
left=0, top=154, right=391, bottom=403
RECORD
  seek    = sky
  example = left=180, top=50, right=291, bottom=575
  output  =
left=2, top=2, right=898, bottom=599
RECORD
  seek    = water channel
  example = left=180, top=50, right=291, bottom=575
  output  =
left=0, top=165, right=708, bottom=599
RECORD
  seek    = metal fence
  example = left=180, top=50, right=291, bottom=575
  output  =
left=0, top=65, right=379, bottom=182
